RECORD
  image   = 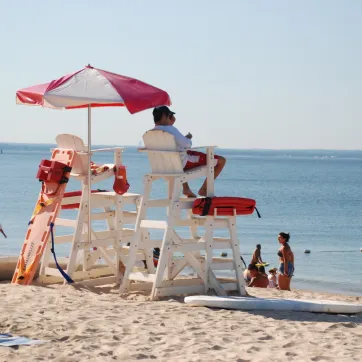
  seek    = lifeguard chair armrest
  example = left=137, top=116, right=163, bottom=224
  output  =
left=189, top=146, right=217, bottom=150
left=50, top=147, right=124, bottom=154
left=91, top=147, right=124, bottom=153
left=137, top=146, right=217, bottom=153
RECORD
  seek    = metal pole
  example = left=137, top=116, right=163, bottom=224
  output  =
left=87, top=105, right=92, bottom=243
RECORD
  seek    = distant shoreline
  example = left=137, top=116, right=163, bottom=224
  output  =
left=0, top=141, right=361, bottom=152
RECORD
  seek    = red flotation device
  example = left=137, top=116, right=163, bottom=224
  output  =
left=192, top=197, right=261, bottom=217
left=36, top=159, right=72, bottom=184
left=113, top=165, right=130, bottom=195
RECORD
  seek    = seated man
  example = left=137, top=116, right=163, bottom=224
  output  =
left=152, top=106, right=226, bottom=197
left=247, top=264, right=269, bottom=288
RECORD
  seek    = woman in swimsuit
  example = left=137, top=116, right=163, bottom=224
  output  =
left=277, top=232, right=294, bottom=291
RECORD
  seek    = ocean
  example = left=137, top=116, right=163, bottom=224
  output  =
left=0, top=143, right=361, bottom=296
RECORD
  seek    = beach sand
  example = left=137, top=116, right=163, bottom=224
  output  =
left=0, top=283, right=361, bottom=362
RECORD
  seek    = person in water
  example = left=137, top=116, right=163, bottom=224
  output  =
left=0, top=224, right=7, bottom=238
left=247, top=264, right=269, bottom=288
left=277, top=232, right=294, bottom=291
left=251, top=244, right=263, bottom=264
left=152, top=106, right=226, bottom=197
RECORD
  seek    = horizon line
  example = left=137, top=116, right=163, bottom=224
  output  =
left=0, top=140, right=361, bottom=152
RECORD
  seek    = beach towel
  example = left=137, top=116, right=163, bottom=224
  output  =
left=0, top=334, right=46, bottom=347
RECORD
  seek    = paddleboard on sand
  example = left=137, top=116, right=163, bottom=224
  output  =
left=184, top=296, right=362, bottom=314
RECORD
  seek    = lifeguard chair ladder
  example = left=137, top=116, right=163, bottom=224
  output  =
left=120, top=130, right=246, bottom=299
left=38, top=134, right=141, bottom=287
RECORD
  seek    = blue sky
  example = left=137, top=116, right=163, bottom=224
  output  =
left=0, top=0, right=361, bottom=149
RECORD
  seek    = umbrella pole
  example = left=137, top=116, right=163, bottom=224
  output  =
left=87, top=105, right=92, bottom=244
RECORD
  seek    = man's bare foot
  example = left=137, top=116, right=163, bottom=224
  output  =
left=183, top=190, right=197, bottom=198
left=183, top=185, right=197, bottom=198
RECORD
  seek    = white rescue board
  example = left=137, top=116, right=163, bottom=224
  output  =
left=184, top=295, right=362, bottom=314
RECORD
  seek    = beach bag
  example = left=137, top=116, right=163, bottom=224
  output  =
left=192, top=197, right=261, bottom=217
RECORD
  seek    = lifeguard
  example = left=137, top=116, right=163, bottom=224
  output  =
left=152, top=106, right=226, bottom=197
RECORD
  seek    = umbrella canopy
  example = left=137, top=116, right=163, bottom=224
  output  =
left=16, top=65, right=171, bottom=113
left=16, top=65, right=171, bottom=245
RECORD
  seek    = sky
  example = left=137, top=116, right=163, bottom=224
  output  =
left=0, top=0, right=361, bottom=149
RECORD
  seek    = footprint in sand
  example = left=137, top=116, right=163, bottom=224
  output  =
left=131, top=353, right=157, bottom=360
left=282, top=341, right=296, bottom=348
left=246, top=346, right=260, bottom=353
left=327, top=322, right=357, bottom=329
left=311, top=356, right=333, bottom=361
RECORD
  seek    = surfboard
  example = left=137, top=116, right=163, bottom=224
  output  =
left=184, top=296, right=362, bottom=314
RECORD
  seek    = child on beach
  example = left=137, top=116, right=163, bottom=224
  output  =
left=152, top=106, right=226, bottom=198
left=268, top=268, right=278, bottom=288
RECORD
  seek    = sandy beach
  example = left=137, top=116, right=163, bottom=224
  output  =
left=0, top=283, right=361, bottom=362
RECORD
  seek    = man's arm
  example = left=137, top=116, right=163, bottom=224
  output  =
left=281, top=247, right=288, bottom=277
left=168, top=126, right=192, bottom=149
left=255, top=249, right=263, bottom=263
left=248, top=277, right=257, bottom=287
left=258, top=252, right=263, bottom=263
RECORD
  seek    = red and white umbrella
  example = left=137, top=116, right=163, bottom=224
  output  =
left=16, top=64, right=171, bottom=112
left=16, top=65, right=171, bottom=241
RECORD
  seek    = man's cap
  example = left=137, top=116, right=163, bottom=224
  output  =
left=153, top=105, right=175, bottom=117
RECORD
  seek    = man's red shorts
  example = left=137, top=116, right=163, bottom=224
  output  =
left=183, top=150, right=220, bottom=170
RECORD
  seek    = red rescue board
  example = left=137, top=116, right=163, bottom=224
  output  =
left=12, top=149, right=75, bottom=285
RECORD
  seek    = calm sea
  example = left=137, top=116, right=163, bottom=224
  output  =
left=0, top=143, right=361, bottom=296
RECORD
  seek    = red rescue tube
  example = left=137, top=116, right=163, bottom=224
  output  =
left=61, top=190, right=107, bottom=210
left=192, top=197, right=261, bottom=217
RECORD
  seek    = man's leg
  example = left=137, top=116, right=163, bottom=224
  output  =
left=198, top=156, right=226, bottom=196
left=182, top=183, right=196, bottom=198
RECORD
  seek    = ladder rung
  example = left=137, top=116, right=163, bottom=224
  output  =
left=54, top=218, right=77, bottom=228
left=128, top=272, right=156, bottom=283
left=213, top=237, right=231, bottom=243
left=211, top=262, right=235, bottom=270
left=140, top=220, right=167, bottom=230
left=211, top=257, right=234, bottom=263
left=172, top=241, right=206, bottom=252
left=44, top=267, right=65, bottom=277
left=44, top=267, right=114, bottom=279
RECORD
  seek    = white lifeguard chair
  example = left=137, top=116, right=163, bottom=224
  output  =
left=38, top=134, right=141, bottom=287
left=120, top=130, right=246, bottom=299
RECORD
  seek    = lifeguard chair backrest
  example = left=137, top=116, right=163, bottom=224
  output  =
left=143, top=130, right=184, bottom=174
left=55, top=134, right=88, bottom=176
